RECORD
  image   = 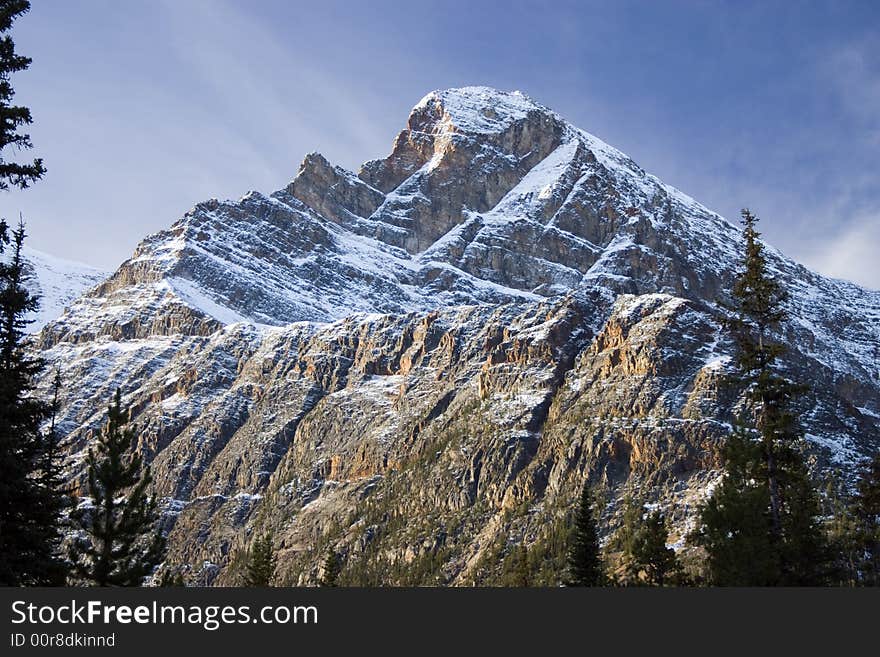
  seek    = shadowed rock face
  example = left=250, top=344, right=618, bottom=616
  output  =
left=287, top=153, right=385, bottom=231
left=38, top=86, right=880, bottom=585
left=357, top=90, right=567, bottom=253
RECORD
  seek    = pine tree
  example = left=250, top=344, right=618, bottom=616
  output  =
left=319, top=549, right=341, bottom=587
left=778, top=455, right=832, bottom=584
left=822, top=474, right=861, bottom=586
left=0, top=223, right=65, bottom=584
left=630, top=510, right=679, bottom=586
left=852, top=453, right=880, bottom=585
left=607, top=494, right=642, bottom=585
left=691, top=427, right=778, bottom=585
left=31, top=369, right=69, bottom=584
left=501, top=543, right=531, bottom=587
left=0, top=2, right=60, bottom=585
left=692, top=209, right=829, bottom=585
left=244, top=533, right=276, bottom=587
left=0, top=0, right=45, bottom=190
left=565, top=482, right=602, bottom=586
left=69, top=390, right=164, bottom=586
left=728, top=209, right=792, bottom=541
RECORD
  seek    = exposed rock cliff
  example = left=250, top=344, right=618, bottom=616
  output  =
left=39, top=87, right=880, bottom=584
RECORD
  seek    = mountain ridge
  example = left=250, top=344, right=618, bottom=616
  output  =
left=36, top=86, right=880, bottom=584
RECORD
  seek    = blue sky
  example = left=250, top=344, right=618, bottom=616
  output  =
left=1, top=0, right=879, bottom=288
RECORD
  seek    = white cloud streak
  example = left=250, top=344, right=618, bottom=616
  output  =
left=801, top=215, right=880, bottom=290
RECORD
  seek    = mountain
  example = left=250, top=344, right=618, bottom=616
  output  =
left=39, top=87, right=880, bottom=585
left=8, top=246, right=107, bottom=331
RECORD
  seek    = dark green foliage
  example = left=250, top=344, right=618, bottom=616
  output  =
left=727, top=209, right=798, bottom=539
left=612, top=495, right=642, bottom=553
left=691, top=428, right=778, bottom=585
left=0, top=224, right=65, bottom=585
left=69, top=390, right=164, bottom=586
left=32, top=369, right=69, bottom=584
left=0, top=0, right=44, bottom=190
left=851, top=453, right=880, bottom=585
left=0, top=1, right=61, bottom=586
left=244, top=533, right=276, bottom=587
left=630, top=510, right=679, bottom=586
left=693, top=209, right=830, bottom=585
left=565, top=482, right=603, bottom=586
left=606, top=494, right=642, bottom=584
left=500, top=543, right=530, bottom=587
left=319, top=548, right=341, bottom=587
left=610, top=495, right=680, bottom=586
left=524, top=515, right=570, bottom=586
left=776, top=455, right=832, bottom=584
left=822, top=474, right=861, bottom=586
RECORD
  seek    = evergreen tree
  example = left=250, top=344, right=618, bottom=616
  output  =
left=319, top=549, right=341, bottom=587
left=31, top=369, right=69, bottom=584
left=692, top=209, right=829, bottom=585
left=525, top=516, right=570, bottom=586
left=0, top=2, right=61, bottom=585
left=630, top=510, right=679, bottom=586
left=565, top=482, right=602, bottom=586
left=244, top=533, right=276, bottom=587
left=607, top=494, right=642, bottom=585
left=728, top=209, right=792, bottom=541
left=0, top=223, right=64, bottom=585
left=69, top=390, right=164, bottom=586
left=777, top=456, right=832, bottom=584
left=852, top=453, right=880, bottom=585
left=691, top=427, right=778, bottom=585
left=501, top=543, right=530, bottom=587
left=822, top=474, right=861, bottom=586
left=0, top=0, right=45, bottom=190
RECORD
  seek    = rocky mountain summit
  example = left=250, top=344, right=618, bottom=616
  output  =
left=39, top=87, right=880, bottom=584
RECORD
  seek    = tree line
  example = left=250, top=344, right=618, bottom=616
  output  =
left=0, top=1, right=165, bottom=587
left=564, top=209, right=880, bottom=587
left=0, top=212, right=167, bottom=585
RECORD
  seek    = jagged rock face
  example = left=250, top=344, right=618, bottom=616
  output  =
left=357, top=89, right=567, bottom=253
left=38, top=86, right=880, bottom=584
left=287, top=153, right=385, bottom=230
left=47, top=293, right=733, bottom=583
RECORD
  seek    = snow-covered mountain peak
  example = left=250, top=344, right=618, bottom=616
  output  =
left=413, top=86, right=548, bottom=135
left=411, top=87, right=648, bottom=181
left=17, top=246, right=107, bottom=331
left=40, top=87, right=880, bottom=401
left=32, top=87, right=880, bottom=583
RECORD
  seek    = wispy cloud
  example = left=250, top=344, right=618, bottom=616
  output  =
left=157, top=0, right=393, bottom=172
left=823, top=32, right=880, bottom=145
left=802, top=214, right=880, bottom=289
